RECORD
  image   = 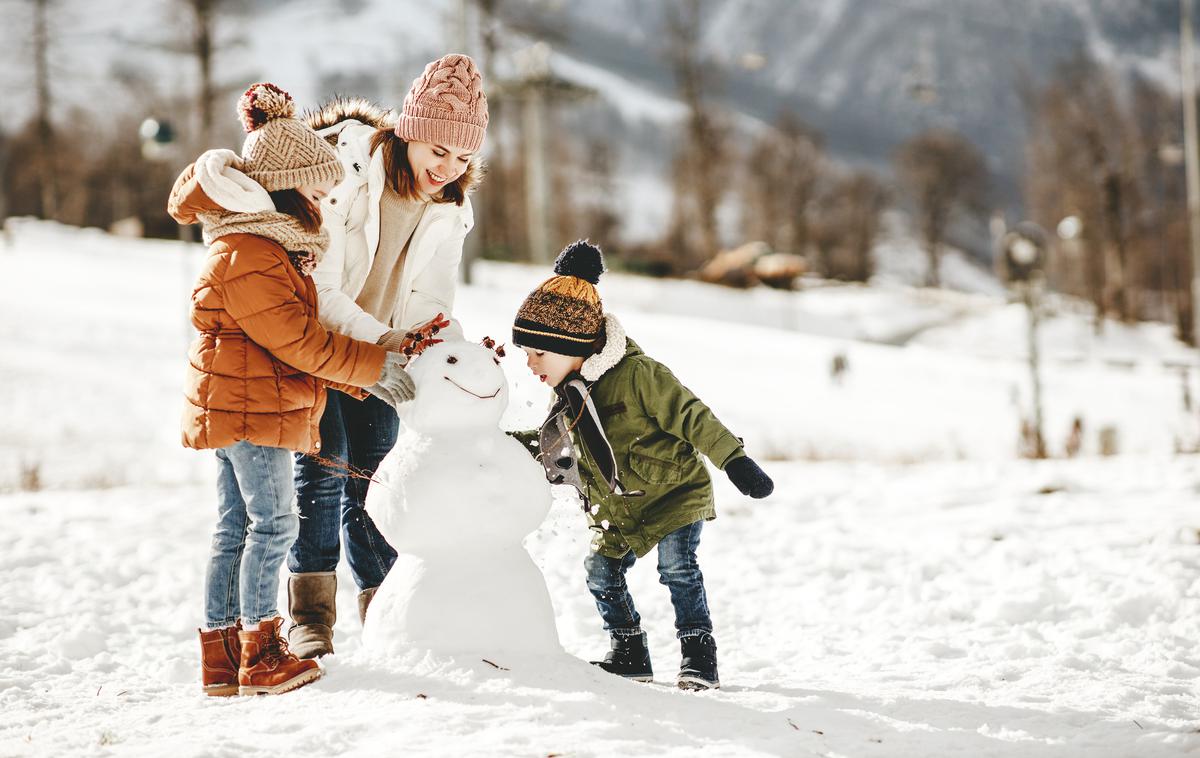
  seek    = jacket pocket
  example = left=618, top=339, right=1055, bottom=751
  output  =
left=627, top=450, right=682, bottom=485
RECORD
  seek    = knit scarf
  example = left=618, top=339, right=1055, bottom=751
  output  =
left=198, top=210, right=330, bottom=275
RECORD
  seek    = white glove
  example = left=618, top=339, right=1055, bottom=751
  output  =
left=365, top=353, right=415, bottom=406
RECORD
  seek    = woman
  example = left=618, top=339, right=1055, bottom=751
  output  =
left=287, top=54, right=489, bottom=658
left=169, top=82, right=414, bottom=696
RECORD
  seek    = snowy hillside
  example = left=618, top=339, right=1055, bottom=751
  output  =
left=2, top=222, right=1200, bottom=756
left=1, top=218, right=1197, bottom=485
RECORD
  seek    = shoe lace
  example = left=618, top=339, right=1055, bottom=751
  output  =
left=260, top=632, right=292, bottom=668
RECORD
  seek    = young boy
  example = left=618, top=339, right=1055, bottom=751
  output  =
left=511, top=241, right=774, bottom=691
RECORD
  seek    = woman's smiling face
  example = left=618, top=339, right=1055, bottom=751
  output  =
left=406, top=141, right=472, bottom=196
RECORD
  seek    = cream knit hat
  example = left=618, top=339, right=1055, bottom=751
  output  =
left=393, top=54, right=489, bottom=153
left=237, top=82, right=344, bottom=191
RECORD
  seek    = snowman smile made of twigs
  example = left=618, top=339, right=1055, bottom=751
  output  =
left=442, top=375, right=501, bottom=400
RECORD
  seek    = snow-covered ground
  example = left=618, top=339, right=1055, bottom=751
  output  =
left=2, top=221, right=1200, bottom=756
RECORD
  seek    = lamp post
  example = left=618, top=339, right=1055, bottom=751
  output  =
left=139, top=118, right=188, bottom=244
left=1181, top=0, right=1200, bottom=349
left=1002, top=221, right=1050, bottom=459
left=140, top=118, right=193, bottom=344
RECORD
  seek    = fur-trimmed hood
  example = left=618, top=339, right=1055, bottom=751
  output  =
left=581, top=313, right=627, bottom=382
left=303, top=96, right=396, bottom=135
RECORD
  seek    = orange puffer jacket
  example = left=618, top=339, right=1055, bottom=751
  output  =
left=169, top=156, right=387, bottom=452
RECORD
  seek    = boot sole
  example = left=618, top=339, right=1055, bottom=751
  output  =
left=203, top=683, right=239, bottom=697
left=238, top=667, right=322, bottom=696
left=590, top=661, right=653, bottom=682
left=677, top=675, right=720, bottom=691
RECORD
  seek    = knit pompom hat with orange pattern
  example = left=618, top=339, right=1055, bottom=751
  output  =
left=513, top=241, right=607, bottom=357
left=237, top=82, right=344, bottom=191
left=394, top=54, right=489, bottom=153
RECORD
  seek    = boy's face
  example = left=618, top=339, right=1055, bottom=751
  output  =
left=522, top=346, right=584, bottom=387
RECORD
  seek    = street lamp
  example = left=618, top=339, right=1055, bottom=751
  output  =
left=1056, top=215, right=1081, bottom=241
left=139, top=117, right=193, bottom=345
left=139, top=118, right=176, bottom=162
left=1002, top=221, right=1049, bottom=459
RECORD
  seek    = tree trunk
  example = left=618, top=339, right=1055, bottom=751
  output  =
left=191, top=0, right=216, bottom=148
left=33, top=0, right=56, bottom=220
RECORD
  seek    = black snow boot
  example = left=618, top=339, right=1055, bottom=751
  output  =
left=677, top=633, right=719, bottom=691
left=591, top=631, right=653, bottom=682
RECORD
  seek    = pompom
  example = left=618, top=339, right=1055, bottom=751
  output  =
left=237, top=82, right=296, bottom=133
left=553, top=240, right=605, bottom=284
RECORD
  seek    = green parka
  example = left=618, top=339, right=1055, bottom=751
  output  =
left=515, top=314, right=744, bottom=559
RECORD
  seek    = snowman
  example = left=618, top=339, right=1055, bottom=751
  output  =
left=362, top=338, right=562, bottom=659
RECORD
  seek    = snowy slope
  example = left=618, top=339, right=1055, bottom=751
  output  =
left=1, top=222, right=1200, bottom=756
left=1, top=219, right=1197, bottom=494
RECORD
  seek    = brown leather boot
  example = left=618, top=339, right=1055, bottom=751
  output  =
left=287, top=572, right=336, bottom=659
left=198, top=623, right=241, bottom=697
left=237, top=617, right=322, bottom=696
left=358, top=586, right=379, bottom=626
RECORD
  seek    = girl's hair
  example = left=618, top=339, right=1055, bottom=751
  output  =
left=269, top=189, right=322, bottom=233
left=369, top=127, right=473, bottom=206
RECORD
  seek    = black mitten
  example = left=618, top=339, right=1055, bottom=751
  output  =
left=725, top=456, right=774, bottom=498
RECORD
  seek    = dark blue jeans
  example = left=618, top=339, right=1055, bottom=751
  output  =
left=583, top=520, right=712, bottom=639
left=287, top=390, right=399, bottom=590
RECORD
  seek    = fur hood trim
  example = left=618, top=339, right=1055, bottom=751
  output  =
left=303, top=96, right=396, bottom=136
left=581, top=313, right=626, bottom=382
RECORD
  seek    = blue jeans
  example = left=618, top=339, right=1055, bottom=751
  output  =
left=288, top=390, right=399, bottom=590
left=204, top=441, right=299, bottom=629
left=584, top=520, right=712, bottom=639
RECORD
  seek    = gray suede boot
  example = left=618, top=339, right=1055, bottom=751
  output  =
left=358, top=586, right=379, bottom=626
left=287, top=572, right=336, bottom=659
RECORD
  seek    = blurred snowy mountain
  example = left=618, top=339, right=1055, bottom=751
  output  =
left=0, top=0, right=1178, bottom=254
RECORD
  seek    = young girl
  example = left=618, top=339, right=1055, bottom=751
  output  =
left=286, top=54, right=488, bottom=658
left=168, top=82, right=413, bottom=696
left=510, top=241, right=775, bottom=691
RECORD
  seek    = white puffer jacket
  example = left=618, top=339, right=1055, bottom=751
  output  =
left=312, top=117, right=473, bottom=343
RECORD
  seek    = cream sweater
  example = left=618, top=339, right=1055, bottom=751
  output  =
left=354, top=185, right=428, bottom=325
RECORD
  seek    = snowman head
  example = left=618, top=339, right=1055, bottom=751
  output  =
left=403, top=339, right=509, bottom=431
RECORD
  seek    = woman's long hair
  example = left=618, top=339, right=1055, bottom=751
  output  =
left=269, top=189, right=322, bottom=233
left=368, top=128, right=478, bottom=206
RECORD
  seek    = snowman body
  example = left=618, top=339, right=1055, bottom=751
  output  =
left=363, top=341, right=561, bottom=657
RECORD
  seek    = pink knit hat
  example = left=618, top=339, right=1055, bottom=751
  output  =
left=394, top=54, right=489, bottom=153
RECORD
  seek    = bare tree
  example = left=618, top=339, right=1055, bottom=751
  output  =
left=893, top=128, right=987, bottom=288
left=812, top=170, right=889, bottom=282
left=31, top=0, right=57, bottom=219
left=576, top=136, right=621, bottom=247
left=665, top=0, right=729, bottom=270
left=742, top=111, right=823, bottom=255
left=184, top=0, right=219, bottom=147
left=1024, top=52, right=1143, bottom=326
left=1126, top=75, right=1190, bottom=340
